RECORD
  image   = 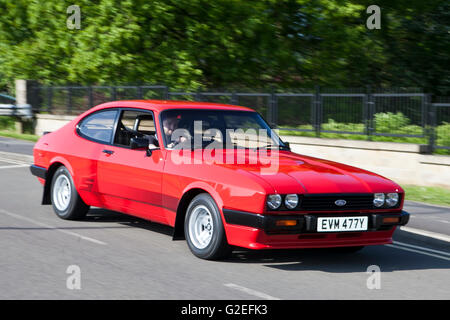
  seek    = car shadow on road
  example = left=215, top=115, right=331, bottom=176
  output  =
left=85, top=208, right=173, bottom=236
left=224, top=246, right=450, bottom=273
left=85, top=208, right=450, bottom=273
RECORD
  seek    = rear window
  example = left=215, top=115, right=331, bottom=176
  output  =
left=78, top=110, right=118, bottom=143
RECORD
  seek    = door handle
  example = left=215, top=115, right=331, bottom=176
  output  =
left=102, top=149, right=114, bottom=155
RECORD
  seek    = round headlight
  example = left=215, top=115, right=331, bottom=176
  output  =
left=285, top=194, right=299, bottom=209
left=386, top=193, right=399, bottom=207
left=267, top=194, right=282, bottom=210
left=373, top=193, right=385, bottom=207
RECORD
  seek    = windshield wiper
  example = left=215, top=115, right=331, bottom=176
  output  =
left=253, top=144, right=290, bottom=150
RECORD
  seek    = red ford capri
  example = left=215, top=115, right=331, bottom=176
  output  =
left=30, top=100, right=409, bottom=259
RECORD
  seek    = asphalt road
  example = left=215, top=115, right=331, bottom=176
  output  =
left=0, top=137, right=449, bottom=299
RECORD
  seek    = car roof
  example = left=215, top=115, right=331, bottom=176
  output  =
left=91, top=100, right=255, bottom=113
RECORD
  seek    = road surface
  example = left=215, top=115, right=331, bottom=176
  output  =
left=0, top=137, right=448, bottom=299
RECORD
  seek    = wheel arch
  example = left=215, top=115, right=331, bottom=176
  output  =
left=172, top=185, right=224, bottom=240
left=42, top=158, right=74, bottom=205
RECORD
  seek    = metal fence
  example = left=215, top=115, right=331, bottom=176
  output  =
left=28, top=85, right=450, bottom=152
left=430, top=102, right=450, bottom=151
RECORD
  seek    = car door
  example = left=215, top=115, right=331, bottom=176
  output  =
left=75, top=108, right=120, bottom=207
left=96, top=108, right=166, bottom=223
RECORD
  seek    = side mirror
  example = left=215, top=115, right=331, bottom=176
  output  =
left=284, top=142, right=290, bottom=150
left=130, top=137, right=149, bottom=150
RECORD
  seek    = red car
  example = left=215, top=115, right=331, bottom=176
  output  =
left=30, top=100, right=409, bottom=259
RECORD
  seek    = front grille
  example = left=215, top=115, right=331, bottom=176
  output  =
left=300, top=194, right=380, bottom=211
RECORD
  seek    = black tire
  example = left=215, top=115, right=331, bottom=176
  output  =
left=50, top=166, right=89, bottom=220
left=184, top=193, right=232, bottom=260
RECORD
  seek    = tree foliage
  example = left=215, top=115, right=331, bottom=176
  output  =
left=0, top=0, right=448, bottom=94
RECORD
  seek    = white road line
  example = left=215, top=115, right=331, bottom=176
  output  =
left=399, top=226, right=450, bottom=243
left=386, top=244, right=450, bottom=261
left=0, top=164, right=29, bottom=169
left=224, top=283, right=281, bottom=300
left=0, top=157, right=29, bottom=165
left=0, top=151, right=33, bottom=164
left=438, top=220, right=450, bottom=224
left=393, top=241, right=450, bottom=257
left=0, top=208, right=107, bottom=246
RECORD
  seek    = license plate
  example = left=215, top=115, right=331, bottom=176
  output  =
left=317, top=216, right=368, bottom=232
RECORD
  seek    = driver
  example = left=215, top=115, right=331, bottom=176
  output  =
left=163, top=113, right=188, bottom=148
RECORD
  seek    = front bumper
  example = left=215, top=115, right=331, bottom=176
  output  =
left=223, top=209, right=409, bottom=234
left=222, top=209, right=409, bottom=249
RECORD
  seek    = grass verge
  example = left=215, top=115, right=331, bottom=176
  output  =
left=403, top=185, right=450, bottom=207
left=0, top=131, right=39, bottom=142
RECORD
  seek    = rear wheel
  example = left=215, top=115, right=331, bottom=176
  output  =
left=184, top=193, right=232, bottom=260
left=51, top=166, right=89, bottom=220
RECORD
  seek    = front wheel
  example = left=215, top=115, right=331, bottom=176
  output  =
left=51, top=166, right=89, bottom=220
left=184, top=193, right=232, bottom=260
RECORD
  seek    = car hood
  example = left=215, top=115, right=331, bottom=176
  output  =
left=216, top=150, right=402, bottom=194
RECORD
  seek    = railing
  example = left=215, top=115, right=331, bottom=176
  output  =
left=0, top=93, right=32, bottom=118
left=27, top=85, right=450, bottom=153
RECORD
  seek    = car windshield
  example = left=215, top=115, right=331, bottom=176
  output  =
left=160, top=109, right=288, bottom=150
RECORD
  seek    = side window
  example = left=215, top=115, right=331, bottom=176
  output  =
left=78, top=110, right=118, bottom=143
left=114, top=110, right=158, bottom=147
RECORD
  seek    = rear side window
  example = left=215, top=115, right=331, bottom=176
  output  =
left=78, top=110, right=118, bottom=143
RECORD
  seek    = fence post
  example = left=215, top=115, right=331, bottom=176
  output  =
left=231, top=92, right=238, bottom=105
left=14, top=79, right=38, bottom=133
left=88, top=86, right=93, bottom=108
left=163, top=86, right=169, bottom=100
left=195, top=91, right=202, bottom=101
left=314, top=85, right=321, bottom=137
left=365, top=85, right=373, bottom=140
left=67, top=87, right=73, bottom=114
left=269, top=89, right=277, bottom=126
left=111, top=86, right=117, bottom=101
left=47, top=86, right=53, bottom=113
left=426, top=95, right=435, bottom=154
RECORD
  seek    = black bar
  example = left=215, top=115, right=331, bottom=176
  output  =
left=29, top=165, right=47, bottom=180
left=222, top=209, right=266, bottom=229
left=222, top=209, right=304, bottom=234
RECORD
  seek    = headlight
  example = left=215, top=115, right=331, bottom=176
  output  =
left=285, top=194, right=299, bottom=209
left=266, top=194, right=282, bottom=210
left=373, top=193, right=385, bottom=207
left=386, top=193, right=399, bottom=207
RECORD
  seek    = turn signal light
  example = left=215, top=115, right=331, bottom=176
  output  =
left=382, top=217, right=400, bottom=224
left=275, top=220, right=298, bottom=227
